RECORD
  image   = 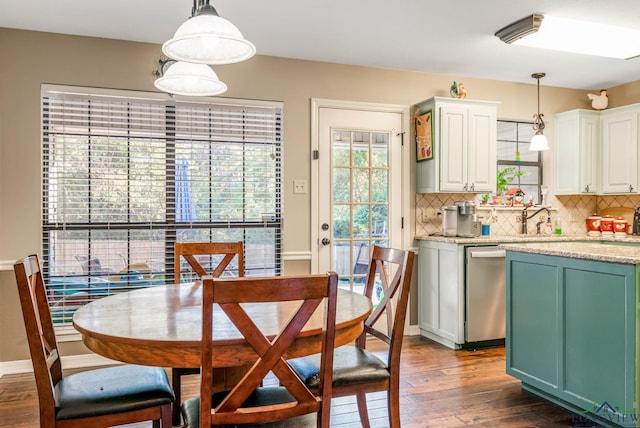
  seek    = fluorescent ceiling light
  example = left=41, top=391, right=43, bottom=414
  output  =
left=497, top=14, right=640, bottom=60
left=495, top=14, right=543, bottom=44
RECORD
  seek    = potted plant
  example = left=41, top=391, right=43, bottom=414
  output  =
left=481, top=194, right=490, bottom=205
left=494, top=167, right=527, bottom=205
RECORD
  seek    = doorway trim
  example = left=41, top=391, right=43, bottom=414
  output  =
left=310, top=98, right=411, bottom=273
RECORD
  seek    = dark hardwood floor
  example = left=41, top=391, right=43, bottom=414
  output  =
left=0, top=336, right=595, bottom=427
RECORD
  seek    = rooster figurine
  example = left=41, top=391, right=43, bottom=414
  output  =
left=458, top=82, right=467, bottom=99
left=587, top=89, right=608, bottom=111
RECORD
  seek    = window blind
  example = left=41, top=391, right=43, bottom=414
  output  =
left=41, top=86, right=282, bottom=324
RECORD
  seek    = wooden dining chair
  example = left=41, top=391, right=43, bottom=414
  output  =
left=172, top=241, right=244, bottom=424
left=13, top=254, right=174, bottom=428
left=174, top=241, right=244, bottom=284
left=288, top=246, right=415, bottom=428
left=181, top=272, right=338, bottom=428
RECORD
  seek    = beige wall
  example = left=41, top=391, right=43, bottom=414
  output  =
left=1, top=28, right=637, bottom=363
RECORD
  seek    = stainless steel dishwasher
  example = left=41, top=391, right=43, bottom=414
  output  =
left=465, top=246, right=506, bottom=343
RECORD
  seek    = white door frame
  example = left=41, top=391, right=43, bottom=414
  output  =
left=310, top=98, right=411, bottom=273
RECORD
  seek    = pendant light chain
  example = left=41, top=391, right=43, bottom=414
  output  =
left=532, top=72, right=546, bottom=133
left=529, top=72, right=549, bottom=151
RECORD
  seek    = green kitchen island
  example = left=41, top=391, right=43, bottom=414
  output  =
left=502, top=241, right=640, bottom=428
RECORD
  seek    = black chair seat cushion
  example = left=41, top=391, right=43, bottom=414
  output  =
left=288, top=345, right=390, bottom=389
left=182, top=386, right=296, bottom=428
left=54, top=365, right=174, bottom=421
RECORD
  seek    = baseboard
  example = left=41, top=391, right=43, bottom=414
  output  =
left=407, top=324, right=420, bottom=336
left=418, top=329, right=459, bottom=349
left=0, top=359, right=33, bottom=376
left=0, top=353, right=121, bottom=377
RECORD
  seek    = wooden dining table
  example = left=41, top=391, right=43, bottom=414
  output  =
left=72, top=282, right=372, bottom=369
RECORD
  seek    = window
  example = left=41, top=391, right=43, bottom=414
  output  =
left=41, top=86, right=282, bottom=324
left=496, top=119, right=543, bottom=204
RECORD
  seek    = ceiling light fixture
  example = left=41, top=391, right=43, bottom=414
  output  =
left=495, top=14, right=543, bottom=44
left=496, top=14, right=640, bottom=59
left=162, top=0, right=256, bottom=65
left=530, top=72, right=549, bottom=151
left=153, top=57, right=227, bottom=97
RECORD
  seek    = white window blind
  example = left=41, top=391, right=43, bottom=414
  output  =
left=41, top=87, right=282, bottom=324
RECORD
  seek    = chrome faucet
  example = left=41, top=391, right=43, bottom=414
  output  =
left=521, top=207, right=551, bottom=234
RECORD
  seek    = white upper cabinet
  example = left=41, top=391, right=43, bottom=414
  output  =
left=553, top=104, right=640, bottom=195
left=554, top=109, right=599, bottom=195
left=600, top=106, right=639, bottom=194
left=415, top=97, right=499, bottom=193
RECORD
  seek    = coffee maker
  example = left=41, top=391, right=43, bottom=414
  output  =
left=443, top=201, right=481, bottom=237
left=455, top=201, right=481, bottom=237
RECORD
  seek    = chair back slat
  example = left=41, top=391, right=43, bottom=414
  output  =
left=174, top=241, right=244, bottom=283
left=199, top=272, right=338, bottom=427
left=357, top=246, right=415, bottom=365
left=14, top=254, right=61, bottom=422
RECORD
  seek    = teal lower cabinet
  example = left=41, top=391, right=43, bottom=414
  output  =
left=506, top=250, right=639, bottom=427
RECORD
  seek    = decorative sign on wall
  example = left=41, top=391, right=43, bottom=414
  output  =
left=415, top=110, right=433, bottom=162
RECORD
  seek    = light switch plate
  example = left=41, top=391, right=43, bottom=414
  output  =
left=293, top=179, right=307, bottom=194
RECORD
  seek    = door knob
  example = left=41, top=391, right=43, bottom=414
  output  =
left=321, top=238, right=331, bottom=246
left=321, top=223, right=330, bottom=231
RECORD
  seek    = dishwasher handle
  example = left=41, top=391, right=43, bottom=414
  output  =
left=469, top=249, right=506, bottom=258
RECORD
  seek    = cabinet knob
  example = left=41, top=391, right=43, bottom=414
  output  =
left=584, top=184, right=590, bottom=192
left=463, top=183, right=468, bottom=191
left=470, top=183, right=475, bottom=191
left=630, top=185, right=635, bottom=193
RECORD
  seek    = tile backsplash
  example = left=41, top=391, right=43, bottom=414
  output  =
left=415, top=193, right=640, bottom=237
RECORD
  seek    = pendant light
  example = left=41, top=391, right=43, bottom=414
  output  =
left=162, top=0, right=256, bottom=65
left=154, top=59, right=227, bottom=97
left=530, top=72, right=549, bottom=151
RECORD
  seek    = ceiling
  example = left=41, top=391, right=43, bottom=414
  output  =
left=2, top=0, right=640, bottom=90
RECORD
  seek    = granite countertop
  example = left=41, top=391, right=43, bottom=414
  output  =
left=499, top=241, right=640, bottom=264
left=416, top=234, right=640, bottom=263
left=415, top=233, right=640, bottom=245
left=414, top=234, right=589, bottom=244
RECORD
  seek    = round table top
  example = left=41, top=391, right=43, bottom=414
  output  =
left=73, top=283, right=372, bottom=368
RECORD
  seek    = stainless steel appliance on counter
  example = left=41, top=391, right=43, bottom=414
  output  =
left=442, top=201, right=481, bottom=237
left=465, top=246, right=506, bottom=343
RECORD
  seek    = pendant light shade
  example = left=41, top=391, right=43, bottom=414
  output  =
left=162, top=1, right=256, bottom=65
left=530, top=132, right=549, bottom=151
left=154, top=61, right=227, bottom=97
left=530, top=72, right=549, bottom=151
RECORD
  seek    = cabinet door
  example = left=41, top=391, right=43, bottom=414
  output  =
left=418, top=241, right=461, bottom=344
left=438, top=105, right=468, bottom=192
left=601, top=110, right=638, bottom=194
left=563, top=264, right=635, bottom=412
left=467, top=106, right=497, bottom=192
left=578, top=114, right=599, bottom=194
left=554, top=111, right=599, bottom=195
left=506, top=257, right=560, bottom=389
left=418, top=243, right=439, bottom=333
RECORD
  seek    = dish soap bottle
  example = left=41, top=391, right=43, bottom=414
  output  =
left=553, top=214, right=562, bottom=235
